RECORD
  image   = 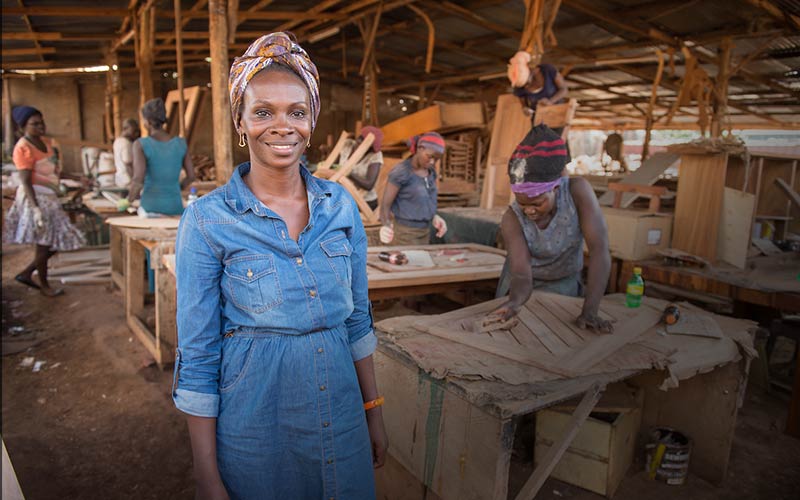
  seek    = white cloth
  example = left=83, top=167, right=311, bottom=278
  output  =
left=113, top=137, right=133, bottom=188
left=339, top=139, right=383, bottom=202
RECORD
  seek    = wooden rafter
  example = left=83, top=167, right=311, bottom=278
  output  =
left=14, top=0, right=45, bottom=62
left=426, top=1, right=521, bottom=40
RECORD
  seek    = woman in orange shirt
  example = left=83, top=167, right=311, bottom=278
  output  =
left=4, top=106, right=85, bottom=296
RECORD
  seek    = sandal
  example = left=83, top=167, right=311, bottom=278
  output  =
left=40, top=288, right=64, bottom=297
left=14, top=274, right=40, bottom=290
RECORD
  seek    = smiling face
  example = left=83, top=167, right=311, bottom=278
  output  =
left=239, top=67, right=311, bottom=171
left=515, top=187, right=558, bottom=221
left=24, top=113, right=45, bottom=138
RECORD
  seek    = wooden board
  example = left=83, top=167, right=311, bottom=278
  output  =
left=671, top=153, right=729, bottom=263
left=106, top=215, right=180, bottom=229
left=367, top=245, right=505, bottom=273
left=533, top=98, right=578, bottom=130
left=480, top=94, right=531, bottom=209
left=757, top=158, right=796, bottom=217
left=597, top=152, right=679, bottom=207
left=381, top=103, right=485, bottom=146
left=717, top=187, right=755, bottom=269
left=414, top=292, right=660, bottom=378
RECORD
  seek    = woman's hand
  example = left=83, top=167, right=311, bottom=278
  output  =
left=489, top=300, right=522, bottom=321
left=538, top=97, right=553, bottom=106
left=195, top=477, right=230, bottom=500
left=522, top=107, right=534, bottom=116
left=32, top=206, right=44, bottom=228
left=432, top=214, right=448, bottom=238
left=576, top=310, right=614, bottom=333
left=366, top=409, right=388, bottom=468
left=379, top=224, right=394, bottom=244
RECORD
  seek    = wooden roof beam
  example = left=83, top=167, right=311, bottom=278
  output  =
left=15, top=0, right=45, bottom=63
left=2, top=32, right=116, bottom=41
left=3, top=47, right=56, bottom=57
left=743, top=0, right=800, bottom=30
left=1, top=6, right=338, bottom=21
left=561, top=0, right=677, bottom=46
left=424, top=1, right=521, bottom=40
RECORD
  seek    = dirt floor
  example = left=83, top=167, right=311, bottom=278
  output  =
left=2, top=244, right=799, bottom=499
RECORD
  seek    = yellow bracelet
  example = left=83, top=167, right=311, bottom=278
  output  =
left=363, top=396, right=384, bottom=411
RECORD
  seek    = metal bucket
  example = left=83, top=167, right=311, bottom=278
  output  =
left=644, top=427, right=692, bottom=485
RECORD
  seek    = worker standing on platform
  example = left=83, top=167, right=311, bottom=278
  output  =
left=112, top=118, right=140, bottom=190
left=492, top=125, right=613, bottom=332
left=4, top=106, right=86, bottom=297
left=378, top=131, right=448, bottom=245
left=172, top=32, right=387, bottom=500
left=119, top=98, right=194, bottom=215
left=510, top=51, right=569, bottom=126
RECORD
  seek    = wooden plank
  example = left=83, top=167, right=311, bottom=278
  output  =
left=559, top=308, right=661, bottom=375
left=671, top=153, right=728, bottom=263
left=535, top=294, right=589, bottom=342
left=757, top=158, right=795, bottom=217
left=717, top=187, right=755, bottom=269
left=533, top=98, right=578, bottom=130
left=481, top=94, right=530, bottom=209
left=106, top=215, right=180, bottom=229
left=516, top=305, right=566, bottom=356
left=317, top=130, right=349, bottom=171
left=381, top=102, right=484, bottom=146
left=329, top=132, right=375, bottom=182
left=775, top=177, right=800, bottom=209
left=529, top=299, right=585, bottom=347
left=514, top=383, right=604, bottom=500
left=597, top=152, right=679, bottom=207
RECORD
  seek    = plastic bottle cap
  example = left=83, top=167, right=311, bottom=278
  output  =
left=633, top=267, right=642, bottom=274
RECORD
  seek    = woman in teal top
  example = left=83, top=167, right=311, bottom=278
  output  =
left=125, top=98, right=195, bottom=215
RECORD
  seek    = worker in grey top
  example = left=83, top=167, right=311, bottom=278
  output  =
left=493, top=125, right=613, bottom=332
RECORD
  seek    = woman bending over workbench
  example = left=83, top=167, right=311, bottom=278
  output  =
left=173, top=32, right=386, bottom=499
left=492, top=125, right=613, bottom=332
left=378, top=132, right=448, bottom=245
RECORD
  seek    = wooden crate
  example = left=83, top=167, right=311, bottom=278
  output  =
left=535, top=404, right=642, bottom=497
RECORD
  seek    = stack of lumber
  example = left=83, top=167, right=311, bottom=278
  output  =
left=47, top=247, right=110, bottom=285
left=192, top=155, right=215, bottom=182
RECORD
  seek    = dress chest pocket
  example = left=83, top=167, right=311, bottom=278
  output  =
left=223, top=254, right=283, bottom=313
left=320, top=234, right=353, bottom=286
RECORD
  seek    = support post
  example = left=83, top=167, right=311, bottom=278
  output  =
left=109, top=52, right=123, bottom=139
left=3, top=77, right=14, bottom=156
left=209, top=0, right=234, bottom=182
left=174, top=0, right=186, bottom=138
left=137, top=4, right=155, bottom=136
left=711, top=37, right=733, bottom=138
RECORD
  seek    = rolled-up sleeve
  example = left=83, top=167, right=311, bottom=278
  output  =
left=173, top=204, right=224, bottom=417
left=344, top=199, right=377, bottom=361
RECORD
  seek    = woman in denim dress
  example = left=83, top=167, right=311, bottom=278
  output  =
left=173, top=32, right=387, bottom=499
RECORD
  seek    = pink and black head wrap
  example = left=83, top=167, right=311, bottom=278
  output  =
left=229, top=32, right=320, bottom=135
left=359, top=126, right=383, bottom=153
left=409, top=131, right=445, bottom=154
left=508, top=125, right=569, bottom=198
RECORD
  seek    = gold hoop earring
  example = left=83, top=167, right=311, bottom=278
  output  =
left=306, top=141, right=311, bottom=149
left=238, top=132, right=247, bottom=148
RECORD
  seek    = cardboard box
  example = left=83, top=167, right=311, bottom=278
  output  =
left=601, top=207, right=673, bottom=261
left=535, top=404, right=642, bottom=498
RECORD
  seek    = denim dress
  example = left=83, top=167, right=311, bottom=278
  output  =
left=173, top=163, right=377, bottom=500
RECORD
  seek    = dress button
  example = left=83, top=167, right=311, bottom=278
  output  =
left=317, top=347, right=324, bottom=353
left=323, top=422, right=330, bottom=427
left=309, top=290, right=317, bottom=298
left=296, top=257, right=303, bottom=265
left=320, top=385, right=326, bottom=391
left=246, top=269, right=253, bottom=278
left=327, top=458, right=334, bottom=464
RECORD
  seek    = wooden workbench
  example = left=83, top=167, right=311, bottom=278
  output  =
left=107, top=216, right=179, bottom=295
left=374, top=293, right=756, bottom=499
left=366, top=243, right=505, bottom=300
left=155, top=243, right=505, bottom=366
left=617, top=253, right=800, bottom=312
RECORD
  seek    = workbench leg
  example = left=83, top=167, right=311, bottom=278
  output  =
left=126, top=238, right=162, bottom=366
left=155, top=265, right=177, bottom=367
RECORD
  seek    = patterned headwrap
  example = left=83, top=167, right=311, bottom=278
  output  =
left=229, top=32, right=320, bottom=135
left=508, top=125, right=569, bottom=198
left=359, top=126, right=383, bottom=153
left=409, top=131, right=445, bottom=154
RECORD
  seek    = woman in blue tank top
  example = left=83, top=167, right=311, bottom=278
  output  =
left=493, top=125, right=613, bottom=332
left=125, top=97, right=195, bottom=215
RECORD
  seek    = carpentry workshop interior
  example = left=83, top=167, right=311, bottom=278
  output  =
left=1, top=1, right=799, bottom=499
